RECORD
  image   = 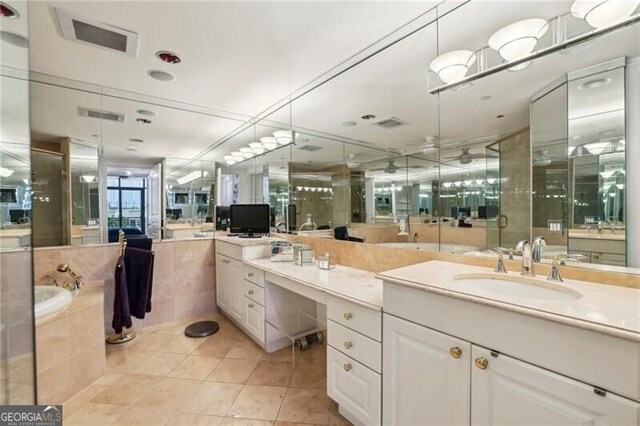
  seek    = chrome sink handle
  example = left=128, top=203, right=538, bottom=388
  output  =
left=494, top=254, right=508, bottom=274
left=547, top=257, right=564, bottom=282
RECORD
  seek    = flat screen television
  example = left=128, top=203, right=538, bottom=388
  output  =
left=230, top=204, right=270, bottom=237
left=166, top=208, right=182, bottom=220
left=9, top=209, right=30, bottom=223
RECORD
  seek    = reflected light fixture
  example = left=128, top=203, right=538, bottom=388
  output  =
left=430, top=50, right=476, bottom=84
left=249, top=142, right=265, bottom=155
left=223, top=155, right=236, bottom=165
left=239, top=147, right=253, bottom=159
left=231, top=151, right=244, bottom=162
left=0, top=166, right=14, bottom=177
left=81, top=175, right=96, bottom=183
left=177, top=171, right=207, bottom=185
left=273, top=130, right=297, bottom=145
left=488, top=19, right=548, bottom=62
left=571, top=0, right=640, bottom=28
left=260, top=137, right=277, bottom=150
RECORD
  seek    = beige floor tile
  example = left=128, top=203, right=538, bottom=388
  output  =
left=289, top=363, right=325, bottom=389
left=149, top=321, right=192, bottom=336
left=226, top=340, right=265, bottom=360
left=227, top=385, right=286, bottom=421
left=296, top=344, right=327, bottom=365
left=167, top=412, right=225, bottom=425
left=247, top=361, right=293, bottom=387
left=276, top=388, right=331, bottom=425
left=135, top=377, right=201, bottom=412
left=129, top=352, right=187, bottom=376
left=91, top=374, right=161, bottom=406
left=222, top=418, right=274, bottom=426
left=169, top=355, right=222, bottom=380
left=8, top=365, right=35, bottom=385
left=274, top=422, right=322, bottom=426
left=105, top=345, right=152, bottom=374
left=180, top=381, right=243, bottom=416
left=261, top=347, right=293, bottom=363
left=112, top=407, right=172, bottom=425
left=193, top=338, right=238, bottom=358
left=214, top=323, right=250, bottom=342
left=134, top=332, right=176, bottom=352
left=65, top=402, right=129, bottom=425
left=206, top=358, right=259, bottom=384
left=94, top=374, right=124, bottom=386
left=159, top=334, right=205, bottom=355
left=63, top=384, right=109, bottom=418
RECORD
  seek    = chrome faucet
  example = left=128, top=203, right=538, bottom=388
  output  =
left=494, top=254, right=508, bottom=274
left=597, top=221, right=603, bottom=237
left=56, top=264, right=84, bottom=290
left=516, top=240, right=534, bottom=277
left=547, top=257, right=564, bottom=282
left=532, top=236, right=546, bottom=263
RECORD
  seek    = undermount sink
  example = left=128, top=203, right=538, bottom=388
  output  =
left=34, top=285, right=73, bottom=319
left=453, top=273, right=582, bottom=301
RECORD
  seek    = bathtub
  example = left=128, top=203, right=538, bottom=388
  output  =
left=378, top=242, right=480, bottom=254
left=34, top=286, right=72, bottom=320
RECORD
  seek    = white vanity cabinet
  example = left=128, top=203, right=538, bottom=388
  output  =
left=383, top=314, right=470, bottom=425
left=327, top=296, right=382, bottom=426
left=214, top=238, right=270, bottom=346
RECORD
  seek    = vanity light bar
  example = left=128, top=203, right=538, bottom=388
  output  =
left=177, top=170, right=208, bottom=185
left=224, top=131, right=300, bottom=166
left=428, top=4, right=640, bottom=94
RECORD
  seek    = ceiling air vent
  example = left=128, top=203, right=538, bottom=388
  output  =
left=78, top=107, right=125, bottom=123
left=296, top=145, right=323, bottom=152
left=55, top=9, right=139, bottom=57
left=372, top=116, right=409, bottom=129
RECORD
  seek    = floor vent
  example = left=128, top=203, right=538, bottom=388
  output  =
left=55, top=9, right=139, bottom=57
left=372, top=116, right=409, bottom=129
left=297, top=144, right=323, bottom=152
left=78, top=107, right=125, bottom=123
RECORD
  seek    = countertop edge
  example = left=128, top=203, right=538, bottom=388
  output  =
left=377, top=273, right=640, bottom=343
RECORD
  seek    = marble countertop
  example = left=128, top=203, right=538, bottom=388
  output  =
left=378, top=260, right=640, bottom=342
left=569, top=230, right=626, bottom=241
left=214, top=234, right=276, bottom=246
left=246, top=257, right=383, bottom=310
left=0, top=229, right=31, bottom=237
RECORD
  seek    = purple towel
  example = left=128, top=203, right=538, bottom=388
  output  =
left=112, top=255, right=132, bottom=334
left=124, top=247, right=155, bottom=319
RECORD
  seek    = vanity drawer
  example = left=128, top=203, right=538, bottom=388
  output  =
left=328, top=320, right=381, bottom=373
left=216, top=241, right=243, bottom=261
left=328, top=297, right=381, bottom=342
left=327, top=346, right=381, bottom=425
left=243, top=296, right=265, bottom=343
left=243, top=279, right=265, bottom=305
left=243, top=264, right=265, bottom=287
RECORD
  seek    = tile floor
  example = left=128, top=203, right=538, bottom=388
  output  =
left=62, top=313, right=352, bottom=426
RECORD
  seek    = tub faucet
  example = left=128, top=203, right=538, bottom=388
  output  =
left=412, top=233, right=419, bottom=243
left=532, top=236, right=546, bottom=263
left=56, top=264, right=84, bottom=290
left=516, top=240, right=534, bottom=277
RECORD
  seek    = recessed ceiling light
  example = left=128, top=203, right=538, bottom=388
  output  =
left=129, top=138, right=143, bottom=143
left=136, top=118, right=151, bottom=124
left=496, top=114, right=505, bottom=119
left=156, top=51, right=181, bottom=64
left=361, top=114, right=376, bottom=120
left=342, top=121, right=357, bottom=127
left=136, top=109, right=156, bottom=117
left=0, top=31, right=27, bottom=48
left=578, top=77, right=611, bottom=90
left=147, top=69, right=175, bottom=82
left=0, top=3, right=19, bottom=18
left=126, top=144, right=138, bottom=151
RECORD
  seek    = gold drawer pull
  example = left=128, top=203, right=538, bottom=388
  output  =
left=248, top=303, right=254, bottom=309
left=343, top=312, right=353, bottom=320
left=248, top=289, right=254, bottom=295
left=449, top=347, right=462, bottom=359
left=343, top=363, right=352, bottom=372
left=344, top=341, right=353, bottom=350
left=475, top=357, right=488, bottom=370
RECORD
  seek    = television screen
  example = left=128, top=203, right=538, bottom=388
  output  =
left=174, top=193, right=189, bottom=204
left=0, top=188, right=17, bottom=204
left=9, top=209, right=30, bottom=223
left=230, top=204, right=270, bottom=236
left=166, top=208, right=182, bottom=220
left=195, top=193, right=208, bottom=204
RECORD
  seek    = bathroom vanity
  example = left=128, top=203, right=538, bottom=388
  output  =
left=378, top=261, right=640, bottom=425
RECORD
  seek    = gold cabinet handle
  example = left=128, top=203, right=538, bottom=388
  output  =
left=248, top=303, right=254, bottom=309
left=475, top=357, right=488, bottom=370
left=248, top=272, right=254, bottom=277
left=344, top=341, right=353, bottom=350
left=248, top=289, right=254, bottom=295
left=449, top=347, right=462, bottom=359
left=343, top=312, right=353, bottom=320
left=343, top=363, right=352, bottom=372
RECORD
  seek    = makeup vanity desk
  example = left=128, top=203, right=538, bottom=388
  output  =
left=214, top=236, right=383, bottom=425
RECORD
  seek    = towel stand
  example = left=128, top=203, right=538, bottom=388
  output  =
left=106, top=230, right=137, bottom=345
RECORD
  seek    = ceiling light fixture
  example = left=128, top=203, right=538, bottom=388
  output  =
left=0, top=3, right=19, bottom=18
left=430, top=50, right=476, bottom=84
left=273, top=130, right=297, bottom=145
left=249, top=142, right=265, bottom=155
left=129, top=138, right=143, bottom=143
left=578, top=77, right=612, bottom=90
left=81, top=175, right=96, bottom=183
left=156, top=51, right=181, bottom=64
left=177, top=171, right=207, bottom=185
left=223, top=156, right=236, bottom=165
left=489, top=19, right=548, bottom=62
left=147, top=69, right=176, bottom=82
left=0, top=166, right=14, bottom=177
left=136, top=109, right=156, bottom=117
left=571, top=0, right=640, bottom=28
left=136, top=118, right=151, bottom=124
left=342, top=121, right=357, bottom=127
left=260, top=136, right=277, bottom=150
left=230, top=151, right=244, bottom=162
left=361, top=114, right=376, bottom=120
left=239, top=147, right=253, bottom=159
left=346, top=154, right=359, bottom=169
